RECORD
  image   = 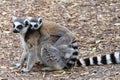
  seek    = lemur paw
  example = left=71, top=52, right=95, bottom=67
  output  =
left=12, top=63, right=22, bottom=68
left=21, top=68, right=30, bottom=72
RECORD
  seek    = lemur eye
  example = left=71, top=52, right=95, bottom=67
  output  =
left=39, top=20, right=42, bottom=23
left=17, top=25, right=23, bottom=29
left=13, top=24, right=15, bottom=28
left=29, top=24, right=32, bottom=28
left=38, top=18, right=42, bottom=24
left=34, top=24, right=38, bottom=28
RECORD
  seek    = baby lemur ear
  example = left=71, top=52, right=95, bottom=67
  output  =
left=24, top=19, right=29, bottom=27
left=38, top=17, right=42, bottom=24
left=12, top=16, right=17, bottom=21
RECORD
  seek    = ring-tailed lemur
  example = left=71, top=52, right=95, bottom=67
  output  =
left=25, top=16, right=120, bottom=71
left=12, top=16, right=78, bottom=72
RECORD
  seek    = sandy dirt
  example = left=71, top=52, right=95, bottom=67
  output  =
left=0, top=0, right=120, bottom=80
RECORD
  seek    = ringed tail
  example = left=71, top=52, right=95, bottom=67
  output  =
left=67, top=52, right=120, bottom=68
left=70, top=40, right=79, bottom=57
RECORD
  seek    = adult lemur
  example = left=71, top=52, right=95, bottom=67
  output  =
left=12, top=16, right=78, bottom=72
left=12, top=16, right=120, bottom=72
left=26, top=17, right=120, bottom=68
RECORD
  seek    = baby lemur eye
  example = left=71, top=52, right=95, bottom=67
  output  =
left=17, top=25, right=23, bottom=29
left=34, top=24, right=38, bottom=28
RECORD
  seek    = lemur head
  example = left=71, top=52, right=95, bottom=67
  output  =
left=12, top=16, right=29, bottom=34
left=25, top=17, right=43, bottom=31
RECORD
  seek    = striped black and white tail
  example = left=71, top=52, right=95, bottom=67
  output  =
left=67, top=52, right=120, bottom=68
left=70, top=40, right=79, bottom=57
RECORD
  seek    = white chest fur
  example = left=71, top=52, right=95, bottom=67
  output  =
left=19, top=34, right=26, bottom=50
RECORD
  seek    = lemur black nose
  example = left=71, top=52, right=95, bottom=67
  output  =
left=13, top=29, right=19, bottom=33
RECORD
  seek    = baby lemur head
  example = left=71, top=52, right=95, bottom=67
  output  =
left=12, top=16, right=29, bottom=34
left=25, top=17, right=43, bottom=31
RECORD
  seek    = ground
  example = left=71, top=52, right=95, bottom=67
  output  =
left=0, top=0, right=120, bottom=80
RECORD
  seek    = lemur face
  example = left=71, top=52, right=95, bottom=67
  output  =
left=12, top=16, right=29, bottom=34
left=25, top=17, right=43, bottom=31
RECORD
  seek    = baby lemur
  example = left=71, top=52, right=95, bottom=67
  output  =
left=12, top=16, right=78, bottom=72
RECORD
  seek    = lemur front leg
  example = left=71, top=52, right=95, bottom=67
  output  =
left=13, top=48, right=28, bottom=68
left=21, top=45, right=37, bottom=72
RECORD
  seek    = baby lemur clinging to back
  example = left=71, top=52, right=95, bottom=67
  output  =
left=12, top=16, right=78, bottom=72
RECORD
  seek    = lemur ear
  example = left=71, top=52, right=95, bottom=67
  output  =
left=12, top=16, right=17, bottom=21
left=24, top=19, right=29, bottom=27
left=38, top=17, right=42, bottom=24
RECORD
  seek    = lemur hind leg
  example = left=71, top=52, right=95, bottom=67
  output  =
left=41, top=44, right=66, bottom=71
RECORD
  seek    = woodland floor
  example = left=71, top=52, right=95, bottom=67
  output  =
left=0, top=0, right=120, bottom=80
